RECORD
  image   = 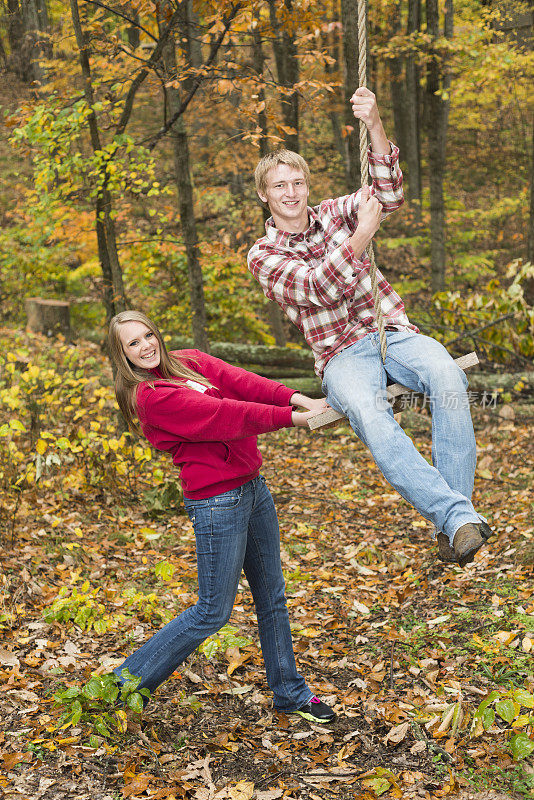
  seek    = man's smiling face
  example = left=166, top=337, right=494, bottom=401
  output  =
left=259, top=164, right=310, bottom=233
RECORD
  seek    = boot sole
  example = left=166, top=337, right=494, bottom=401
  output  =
left=479, top=522, right=493, bottom=541
left=294, top=710, right=336, bottom=724
left=457, top=542, right=484, bottom=568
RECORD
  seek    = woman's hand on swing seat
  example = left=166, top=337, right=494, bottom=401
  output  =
left=290, top=393, right=330, bottom=426
left=290, top=393, right=329, bottom=414
left=292, top=409, right=328, bottom=427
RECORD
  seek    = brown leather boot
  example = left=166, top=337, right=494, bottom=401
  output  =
left=437, top=532, right=457, bottom=563
left=453, top=523, right=485, bottom=567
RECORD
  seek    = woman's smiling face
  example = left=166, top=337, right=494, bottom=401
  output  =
left=119, top=320, right=161, bottom=369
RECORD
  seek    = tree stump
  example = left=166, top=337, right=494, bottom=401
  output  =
left=25, top=298, right=71, bottom=338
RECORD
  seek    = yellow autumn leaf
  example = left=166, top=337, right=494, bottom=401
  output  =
left=10, top=419, right=26, bottom=432
left=493, top=630, right=520, bottom=646
left=228, top=781, right=254, bottom=800
left=36, top=439, right=47, bottom=454
left=300, top=627, right=322, bottom=637
left=115, top=709, right=127, bottom=733
left=512, top=714, right=531, bottom=728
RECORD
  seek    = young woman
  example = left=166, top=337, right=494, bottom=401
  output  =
left=107, top=310, right=336, bottom=723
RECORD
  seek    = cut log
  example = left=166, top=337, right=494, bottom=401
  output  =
left=169, top=338, right=314, bottom=369
left=25, top=298, right=71, bottom=338
left=308, top=352, right=479, bottom=431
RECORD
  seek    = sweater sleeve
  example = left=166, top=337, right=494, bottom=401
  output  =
left=138, top=382, right=294, bottom=442
left=178, top=350, right=295, bottom=405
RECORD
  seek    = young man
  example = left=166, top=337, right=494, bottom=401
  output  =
left=248, top=87, right=491, bottom=568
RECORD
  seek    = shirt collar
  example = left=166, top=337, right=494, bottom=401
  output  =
left=265, top=206, right=323, bottom=243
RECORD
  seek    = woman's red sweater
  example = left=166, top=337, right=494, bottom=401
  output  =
left=136, top=350, right=295, bottom=499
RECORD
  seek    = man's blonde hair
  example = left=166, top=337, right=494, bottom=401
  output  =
left=254, top=149, right=311, bottom=198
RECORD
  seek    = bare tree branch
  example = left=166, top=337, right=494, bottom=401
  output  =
left=445, top=312, right=518, bottom=348
left=83, top=0, right=157, bottom=42
left=114, top=5, right=183, bottom=136
left=146, top=2, right=242, bottom=151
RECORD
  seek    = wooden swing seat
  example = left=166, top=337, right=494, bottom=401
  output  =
left=307, top=351, right=478, bottom=430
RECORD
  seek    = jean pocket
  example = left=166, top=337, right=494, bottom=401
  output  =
left=211, top=485, right=244, bottom=509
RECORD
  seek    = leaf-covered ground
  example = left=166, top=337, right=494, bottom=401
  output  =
left=1, top=331, right=533, bottom=800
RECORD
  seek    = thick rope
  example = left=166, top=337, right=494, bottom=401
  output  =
left=357, top=0, right=387, bottom=361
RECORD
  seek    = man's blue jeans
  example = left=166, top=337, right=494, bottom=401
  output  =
left=322, top=330, right=482, bottom=543
left=114, top=475, right=312, bottom=712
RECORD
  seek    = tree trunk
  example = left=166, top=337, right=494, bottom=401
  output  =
left=525, top=116, right=534, bottom=306
left=282, top=0, right=299, bottom=151
left=20, top=0, right=47, bottom=82
left=267, top=0, right=299, bottom=152
left=0, top=31, right=7, bottom=67
left=36, top=0, right=51, bottom=54
left=528, top=116, right=534, bottom=265
left=251, top=18, right=268, bottom=158
left=251, top=16, right=287, bottom=347
left=340, top=0, right=360, bottom=190
left=6, top=0, right=24, bottom=53
left=187, top=0, right=203, bottom=68
left=390, top=0, right=407, bottom=157
left=69, top=0, right=127, bottom=322
left=426, top=0, right=452, bottom=293
left=6, top=0, right=48, bottom=82
left=160, top=6, right=209, bottom=351
left=125, top=3, right=140, bottom=49
left=321, top=12, right=346, bottom=163
left=405, top=0, right=422, bottom=217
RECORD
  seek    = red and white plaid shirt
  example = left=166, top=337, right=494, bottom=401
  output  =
left=248, top=143, right=418, bottom=376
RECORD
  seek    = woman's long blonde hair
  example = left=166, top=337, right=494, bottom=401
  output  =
left=108, top=310, right=210, bottom=434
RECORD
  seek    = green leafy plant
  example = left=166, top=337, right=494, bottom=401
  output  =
left=143, top=476, right=182, bottom=516
left=198, top=624, right=252, bottom=659
left=43, top=582, right=126, bottom=633
left=154, top=560, right=176, bottom=581
left=471, top=685, right=534, bottom=761
left=54, top=669, right=150, bottom=742
left=429, top=260, right=534, bottom=362
left=43, top=581, right=174, bottom=632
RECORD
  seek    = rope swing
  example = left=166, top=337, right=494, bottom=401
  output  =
left=307, top=0, right=481, bottom=430
left=357, top=0, right=388, bottom=362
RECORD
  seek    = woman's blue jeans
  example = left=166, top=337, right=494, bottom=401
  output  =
left=323, top=330, right=482, bottom=543
left=114, top=475, right=312, bottom=712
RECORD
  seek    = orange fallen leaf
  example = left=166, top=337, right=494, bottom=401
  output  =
left=226, top=646, right=252, bottom=676
left=122, top=773, right=151, bottom=797
left=2, top=752, right=32, bottom=769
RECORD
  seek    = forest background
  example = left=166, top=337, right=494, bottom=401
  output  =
left=0, top=0, right=533, bottom=799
